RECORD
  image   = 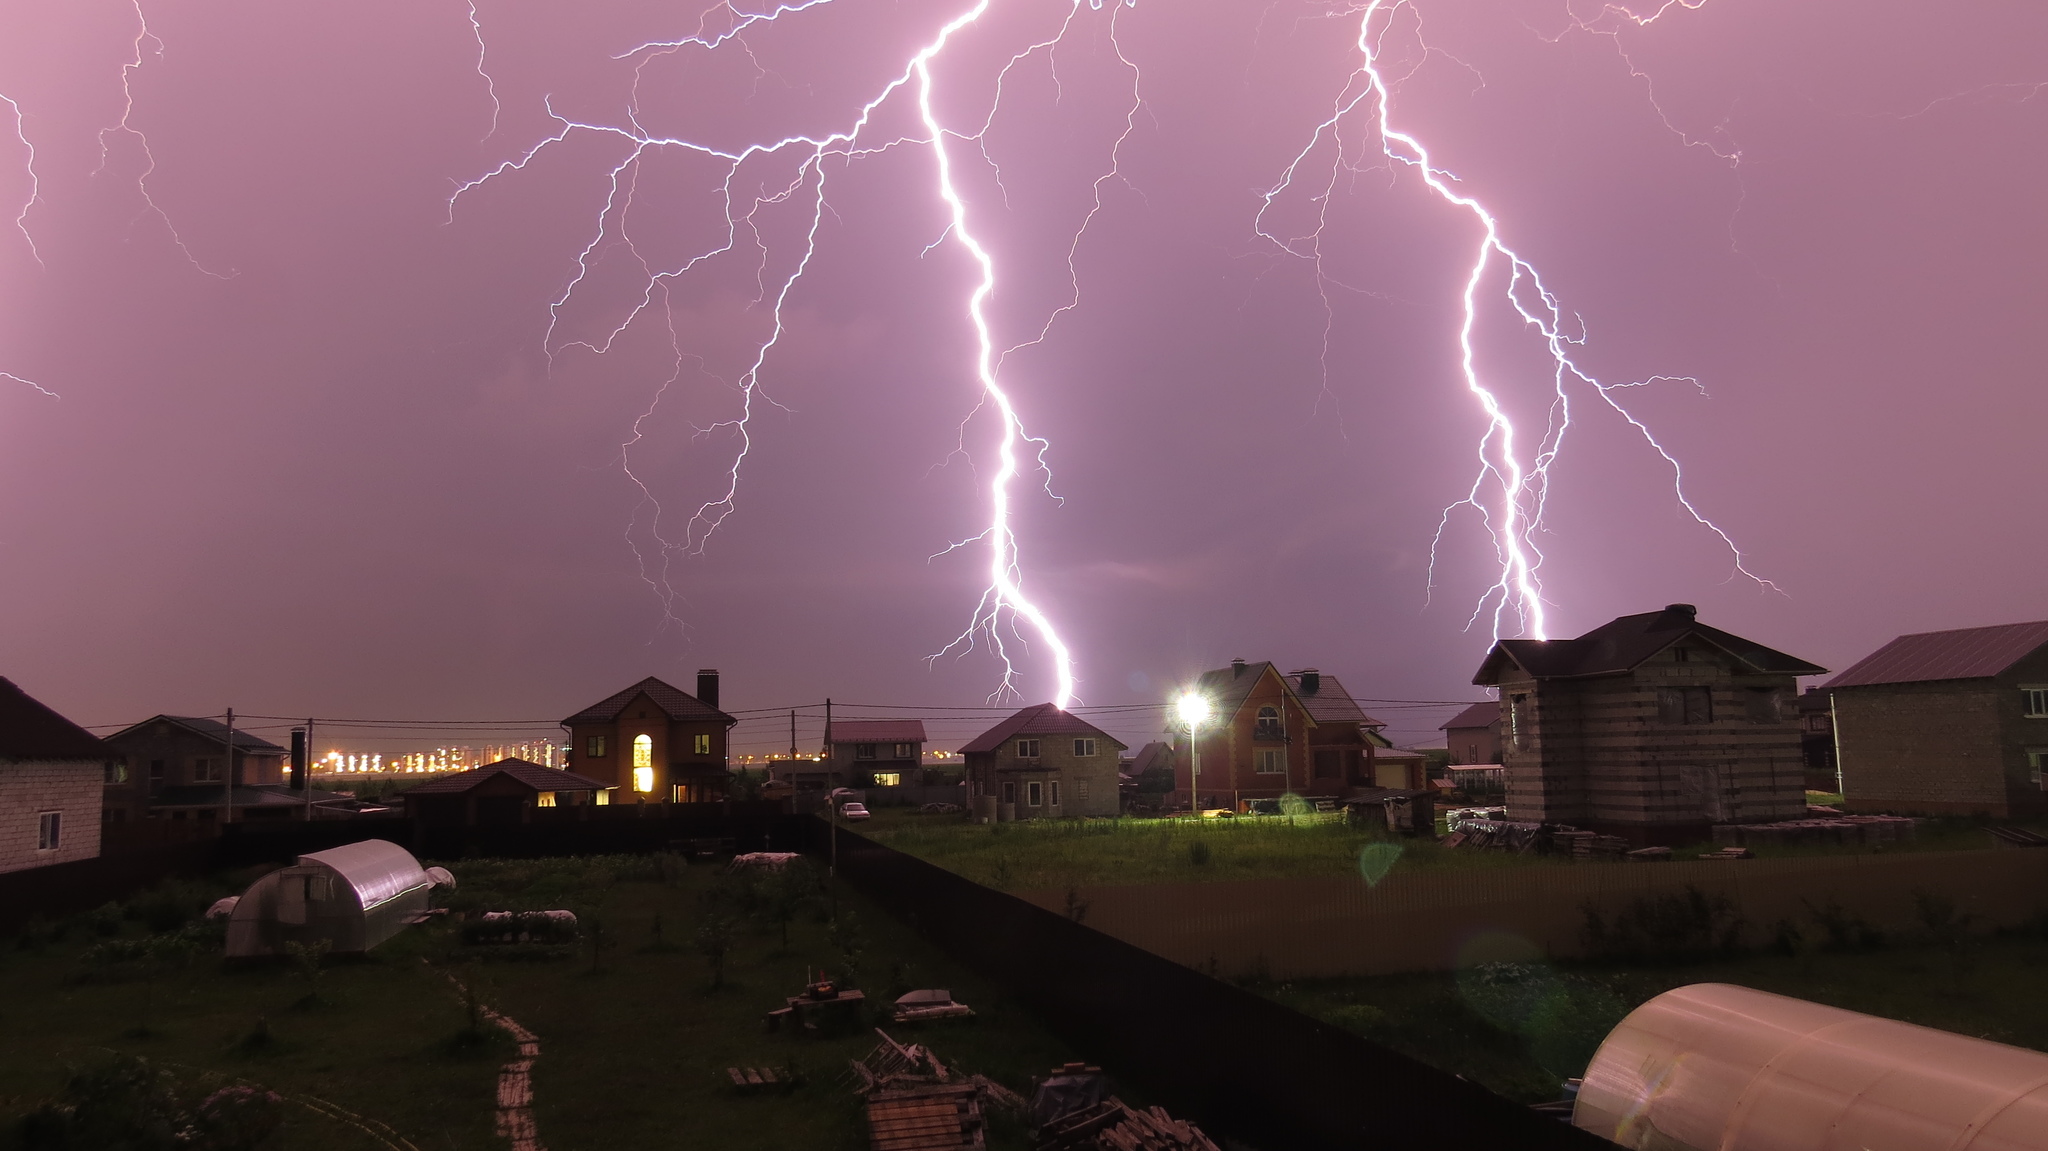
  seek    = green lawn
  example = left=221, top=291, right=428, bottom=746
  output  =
left=1257, top=925, right=2048, bottom=1104
left=0, top=855, right=1079, bottom=1150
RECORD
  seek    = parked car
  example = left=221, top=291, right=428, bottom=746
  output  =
left=839, top=802, right=871, bottom=822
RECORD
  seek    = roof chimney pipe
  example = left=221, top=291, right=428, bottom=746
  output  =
left=1231, top=658, right=1248, bottom=677
left=1664, top=604, right=1698, bottom=622
left=696, top=668, right=720, bottom=710
left=1298, top=668, right=1321, bottom=695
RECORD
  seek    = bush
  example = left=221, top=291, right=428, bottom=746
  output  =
left=459, top=912, right=580, bottom=947
left=1582, top=886, right=1744, bottom=963
left=1187, top=840, right=1212, bottom=867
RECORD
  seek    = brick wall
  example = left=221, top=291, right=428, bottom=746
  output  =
left=1835, top=669, right=2048, bottom=818
left=0, top=760, right=103, bottom=874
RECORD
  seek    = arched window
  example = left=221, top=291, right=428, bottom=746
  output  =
left=1254, top=706, right=1283, bottom=740
left=632, top=734, right=653, bottom=769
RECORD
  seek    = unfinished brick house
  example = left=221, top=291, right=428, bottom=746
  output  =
left=1473, top=604, right=1823, bottom=843
left=0, top=677, right=107, bottom=873
left=1826, top=619, right=2048, bottom=818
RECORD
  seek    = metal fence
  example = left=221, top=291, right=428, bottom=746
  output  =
left=1012, top=848, right=2048, bottom=980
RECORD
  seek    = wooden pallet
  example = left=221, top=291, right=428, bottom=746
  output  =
left=726, top=1066, right=799, bottom=1094
left=867, top=1083, right=981, bottom=1151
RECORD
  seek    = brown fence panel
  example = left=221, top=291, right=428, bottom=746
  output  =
left=1014, top=850, right=2048, bottom=979
left=815, top=822, right=1611, bottom=1151
left=0, top=839, right=217, bottom=933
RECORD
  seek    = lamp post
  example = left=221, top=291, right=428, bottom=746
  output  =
left=1176, top=692, right=1209, bottom=820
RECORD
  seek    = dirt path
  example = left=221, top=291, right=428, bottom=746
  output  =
left=483, top=1004, right=545, bottom=1151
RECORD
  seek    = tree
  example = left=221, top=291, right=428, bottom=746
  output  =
left=694, top=916, right=737, bottom=988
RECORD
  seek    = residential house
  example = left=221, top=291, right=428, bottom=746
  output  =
left=1441, top=701, right=1503, bottom=766
left=963, top=704, right=1125, bottom=819
left=1825, top=619, right=2048, bottom=819
left=825, top=720, right=927, bottom=789
left=0, top=678, right=107, bottom=873
left=101, top=715, right=317, bottom=823
left=1473, top=604, right=1822, bottom=843
left=1793, top=687, right=1837, bottom=789
left=1283, top=668, right=1430, bottom=792
left=398, top=758, right=610, bottom=827
left=561, top=672, right=737, bottom=803
left=1172, top=660, right=1370, bottom=808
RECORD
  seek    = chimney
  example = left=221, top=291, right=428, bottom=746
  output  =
left=289, top=728, right=307, bottom=791
left=1297, top=668, right=1321, bottom=695
left=696, top=668, right=720, bottom=710
left=1663, top=603, right=1698, bottom=623
left=1231, top=658, right=1248, bottom=678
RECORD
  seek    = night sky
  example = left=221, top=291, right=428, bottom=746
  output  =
left=1, top=0, right=2042, bottom=756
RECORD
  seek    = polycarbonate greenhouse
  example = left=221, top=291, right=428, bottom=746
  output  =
left=225, top=839, right=437, bottom=958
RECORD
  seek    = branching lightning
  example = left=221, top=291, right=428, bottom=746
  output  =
left=98, top=0, right=233, bottom=279
left=1259, top=0, right=1773, bottom=642
left=459, top=0, right=1141, bottom=706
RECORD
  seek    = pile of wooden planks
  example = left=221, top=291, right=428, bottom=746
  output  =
left=725, top=1066, right=799, bottom=1095
left=1037, top=1098, right=1220, bottom=1151
left=867, top=1083, right=983, bottom=1151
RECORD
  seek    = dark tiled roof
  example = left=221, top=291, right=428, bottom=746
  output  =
left=959, top=704, right=1124, bottom=755
left=1474, top=606, right=1825, bottom=684
left=0, top=678, right=106, bottom=763
left=1825, top=620, right=2048, bottom=689
left=828, top=720, right=927, bottom=744
left=561, top=677, right=735, bottom=727
left=105, top=715, right=289, bottom=755
left=396, top=758, right=609, bottom=797
left=1128, top=741, right=1174, bottom=774
left=1441, top=701, right=1501, bottom=731
left=1282, top=672, right=1385, bottom=729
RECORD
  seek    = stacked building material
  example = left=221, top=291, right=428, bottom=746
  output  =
left=1710, top=816, right=1917, bottom=849
left=1036, top=1098, right=1221, bottom=1151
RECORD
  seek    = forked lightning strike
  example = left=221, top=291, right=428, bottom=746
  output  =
left=1260, top=0, right=1772, bottom=642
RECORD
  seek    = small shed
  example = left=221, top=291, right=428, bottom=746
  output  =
left=398, top=757, right=610, bottom=827
left=226, top=839, right=435, bottom=958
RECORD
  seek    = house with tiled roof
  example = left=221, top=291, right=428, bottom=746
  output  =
left=0, top=678, right=108, bottom=873
left=561, top=672, right=737, bottom=803
left=1825, top=619, right=2048, bottom=818
left=826, top=719, right=927, bottom=789
left=1170, top=661, right=1392, bottom=809
left=1473, top=604, right=1823, bottom=842
left=963, top=704, right=1124, bottom=819
left=102, top=715, right=334, bottom=824
left=1441, top=701, right=1502, bottom=767
left=398, top=758, right=610, bottom=827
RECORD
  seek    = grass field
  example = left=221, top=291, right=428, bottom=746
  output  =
left=0, top=855, right=1079, bottom=1150
left=1256, top=923, right=2048, bottom=1104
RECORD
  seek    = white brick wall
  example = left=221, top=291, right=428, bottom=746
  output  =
left=0, top=760, right=103, bottom=874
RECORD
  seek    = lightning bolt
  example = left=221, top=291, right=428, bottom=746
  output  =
left=458, top=0, right=1141, bottom=706
left=97, top=0, right=233, bottom=279
left=1260, top=0, right=1772, bottom=642
left=2, top=92, right=42, bottom=266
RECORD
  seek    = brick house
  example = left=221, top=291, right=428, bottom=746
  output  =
left=1825, top=619, right=2048, bottom=819
left=825, top=720, right=927, bottom=788
left=561, top=672, right=736, bottom=803
left=398, top=758, right=610, bottom=827
left=101, top=715, right=306, bottom=823
left=963, top=704, right=1124, bottom=819
left=1441, top=701, right=1502, bottom=766
left=0, top=678, right=107, bottom=873
left=1473, top=604, right=1823, bottom=843
left=1173, top=660, right=1384, bottom=808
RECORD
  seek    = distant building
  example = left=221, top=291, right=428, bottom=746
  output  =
left=1171, top=661, right=1405, bottom=807
left=102, top=715, right=322, bottom=823
left=1793, top=687, right=1837, bottom=788
left=397, top=758, right=610, bottom=827
left=561, top=672, right=737, bottom=803
left=1473, top=604, right=1822, bottom=842
left=825, top=720, right=927, bottom=788
left=1441, top=701, right=1502, bottom=766
left=1826, top=620, right=2048, bottom=819
left=963, top=704, right=1125, bottom=819
left=0, top=678, right=107, bottom=873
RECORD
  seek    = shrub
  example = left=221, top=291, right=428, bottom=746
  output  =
left=1187, top=840, right=1212, bottom=867
left=1803, top=897, right=1885, bottom=952
left=1582, top=886, right=1744, bottom=963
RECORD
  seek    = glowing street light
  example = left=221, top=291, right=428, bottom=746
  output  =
left=1176, top=692, right=1210, bottom=819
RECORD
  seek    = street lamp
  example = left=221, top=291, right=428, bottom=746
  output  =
left=1176, top=692, right=1210, bottom=819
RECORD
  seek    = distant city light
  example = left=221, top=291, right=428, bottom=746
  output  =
left=315, top=741, right=564, bottom=775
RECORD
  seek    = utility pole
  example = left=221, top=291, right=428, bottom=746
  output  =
left=221, top=708, right=236, bottom=826
left=305, top=716, right=316, bottom=820
left=789, top=709, right=797, bottom=763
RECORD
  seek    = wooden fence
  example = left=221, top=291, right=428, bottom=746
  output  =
left=1016, top=848, right=2048, bottom=979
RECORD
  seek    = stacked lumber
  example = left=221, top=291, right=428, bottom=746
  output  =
left=725, top=1066, right=799, bottom=1094
left=1038, top=1098, right=1220, bottom=1151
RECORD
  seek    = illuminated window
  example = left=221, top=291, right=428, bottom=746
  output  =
left=536, top=792, right=556, bottom=808
left=1073, top=738, right=1096, bottom=757
left=694, top=734, right=712, bottom=756
left=2024, top=687, right=2048, bottom=719
left=671, top=783, right=686, bottom=803
left=1016, top=739, right=1040, bottom=759
left=1255, top=749, right=1284, bottom=773
left=587, top=735, right=607, bottom=757
left=632, top=767, right=654, bottom=793
left=633, top=734, right=653, bottom=769
left=1027, top=781, right=1043, bottom=806
left=872, top=772, right=902, bottom=787
left=104, top=761, right=129, bottom=784
left=594, top=789, right=610, bottom=805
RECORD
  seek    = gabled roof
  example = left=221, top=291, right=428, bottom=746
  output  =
left=1825, top=620, right=2048, bottom=689
left=959, top=704, right=1125, bottom=755
left=1127, top=741, right=1174, bottom=774
left=1441, top=701, right=1501, bottom=731
left=396, top=758, right=608, bottom=796
left=0, top=678, right=106, bottom=763
left=1193, top=661, right=1317, bottom=728
left=151, top=785, right=352, bottom=809
left=561, top=676, right=735, bottom=727
left=103, top=714, right=290, bottom=755
left=1474, top=605, right=1824, bottom=685
left=828, top=720, right=927, bottom=744
left=1281, top=671, right=1385, bottom=729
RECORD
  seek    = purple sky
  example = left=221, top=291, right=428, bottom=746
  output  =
left=1, top=0, right=2043, bottom=757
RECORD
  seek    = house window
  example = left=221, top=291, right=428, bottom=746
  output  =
left=1017, top=739, right=1040, bottom=759
left=633, top=734, right=653, bottom=769
left=873, top=772, right=902, bottom=787
left=536, top=792, right=557, bottom=808
left=587, top=735, right=608, bottom=758
left=1674, top=647, right=1690, bottom=663
left=1255, top=749, right=1284, bottom=773
left=671, top=783, right=687, bottom=803
left=1254, top=706, right=1283, bottom=740
left=694, top=734, right=712, bottom=756
left=1658, top=687, right=1714, bottom=725
left=1002, top=781, right=1017, bottom=805
left=856, top=744, right=878, bottom=760
left=594, top=789, right=610, bottom=805
left=1744, top=688, right=1783, bottom=724
left=1050, top=780, right=1061, bottom=807
left=1027, top=781, right=1043, bottom=807
left=2024, top=687, right=2048, bottom=718
left=37, top=812, right=60, bottom=851
left=894, top=743, right=913, bottom=758
left=1074, top=738, right=1097, bottom=757
left=1507, top=695, right=1526, bottom=750
left=2030, top=749, right=2048, bottom=788
left=194, top=757, right=222, bottom=783
left=104, top=761, right=129, bottom=785
left=632, top=766, right=655, bottom=793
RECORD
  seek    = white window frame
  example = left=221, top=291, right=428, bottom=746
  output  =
left=1017, top=739, right=1040, bottom=759
left=1073, top=738, right=1097, bottom=757
left=2030, top=748, right=2048, bottom=788
left=1255, top=748, right=1285, bottom=774
left=1027, top=780, right=1043, bottom=807
left=36, top=811, right=60, bottom=851
left=2023, top=686, right=2048, bottom=719
left=1050, top=780, right=1061, bottom=807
